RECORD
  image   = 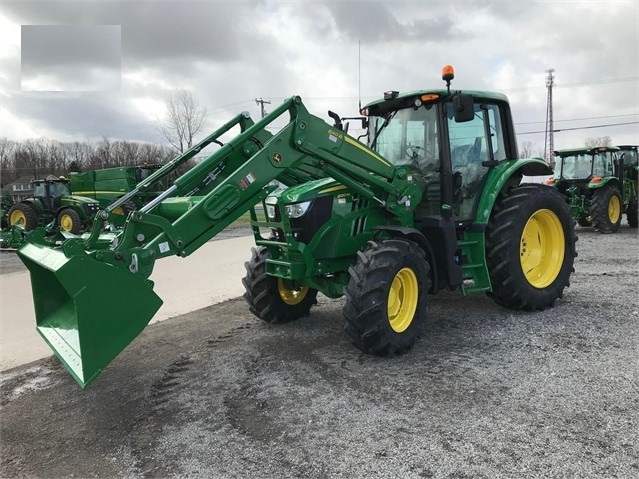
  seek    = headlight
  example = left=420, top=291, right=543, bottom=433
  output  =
left=265, top=204, right=276, bottom=220
left=285, top=200, right=311, bottom=218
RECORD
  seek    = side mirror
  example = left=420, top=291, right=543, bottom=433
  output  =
left=453, top=93, right=474, bottom=123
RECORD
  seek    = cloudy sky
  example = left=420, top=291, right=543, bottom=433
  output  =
left=1, top=0, right=637, bottom=156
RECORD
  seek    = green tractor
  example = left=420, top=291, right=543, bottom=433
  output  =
left=6, top=177, right=101, bottom=235
left=548, top=146, right=636, bottom=232
left=17, top=66, right=577, bottom=387
left=68, top=164, right=168, bottom=221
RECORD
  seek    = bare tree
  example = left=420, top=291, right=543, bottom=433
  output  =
left=584, top=136, right=612, bottom=148
left=0, top=138, right=17, bottom=185
left=157, top=89, right=208, bottom=153
left=518, top=140, right=536, bottom=159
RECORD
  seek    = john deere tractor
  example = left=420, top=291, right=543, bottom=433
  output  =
left=6, top=177, right=101, bottom=235
left=17, top=66, right=577, bottom=387
left=548, top=146, right=636, bottom=232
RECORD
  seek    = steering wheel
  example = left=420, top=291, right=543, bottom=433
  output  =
left=406, top=145, right=423, bottom=160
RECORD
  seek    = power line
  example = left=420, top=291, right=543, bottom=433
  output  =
left=517, top=120, right=639, bottom=136
left=255, top=98, right=271, bottom=118
left=515, top=113, right=638, bottom=126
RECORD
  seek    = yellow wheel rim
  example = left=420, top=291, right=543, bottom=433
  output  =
left=113, top=206, right=125, bottom=216
left=10, top=210, right=26, bottom=226
left=387, top=267, right=418, bottom=333
left=277, top=279, right=309, bottom=305
left=59, top=214, right=74, bottom=232
left=608, top=195, right=620, bottom=223
left=520, top=209, right=565, bottom=288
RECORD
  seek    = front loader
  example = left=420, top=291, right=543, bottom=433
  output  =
left=18, top=66, right=577, bottom=387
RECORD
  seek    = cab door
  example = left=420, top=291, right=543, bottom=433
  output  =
left=445, top=101, right=507, bottom=221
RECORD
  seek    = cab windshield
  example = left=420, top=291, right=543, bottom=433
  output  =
left=50, top=181, right=71, bottom=197
left=369, top=104, right=440, bottom=170
left=554, top=154, right=592, bottom=180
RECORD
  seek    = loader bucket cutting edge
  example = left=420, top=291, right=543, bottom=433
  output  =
left=17, top=242, right=163, bottom=388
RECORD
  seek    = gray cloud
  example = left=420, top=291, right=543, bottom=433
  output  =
left=4, top=92, right=163, bottom=142
left=323, top=1, right=461, bottom=43
left=21, top=25, right=121, bottom=68
left=21, top=25, right=121, bottom=91
left=2, top=0, right=637, bottom=150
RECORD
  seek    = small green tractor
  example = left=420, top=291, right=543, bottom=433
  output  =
left=6, top=177, right=101, bottom=235
left=17, top=66, right=577, bottom=387
left=68, top=164, right=168, bottom=221
left=548, top=145, right=637, bottom=231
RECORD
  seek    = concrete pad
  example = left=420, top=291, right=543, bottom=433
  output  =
left=0, top=235, right=255, bottom=371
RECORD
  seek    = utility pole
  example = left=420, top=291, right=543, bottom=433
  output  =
left=255, top=98, right=271, bottom=118
left=544, top=68, right=555, bottom=165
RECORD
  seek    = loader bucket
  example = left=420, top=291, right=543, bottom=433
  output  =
left=18, top=242, right=163, bottom=388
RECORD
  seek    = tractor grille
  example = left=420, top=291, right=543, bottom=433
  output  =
left=351, top=198, right=369, bottom=236
left=270, top=196, right=333, bottom=244
left=84, top=203, right=101, bottom=215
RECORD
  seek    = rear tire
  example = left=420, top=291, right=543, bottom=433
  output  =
left=242, top=246, right=317, bottom=323
left=7, top=203, right=38, bottom=230
left=486, top=184, right=576, bottom=311
left=590, top=185, right=622, bottom=233
left=57, top=208, right=83, bottom=234
left=343, top=239, right=430, bottom=356
left=627, top=196, right=638, bottom=228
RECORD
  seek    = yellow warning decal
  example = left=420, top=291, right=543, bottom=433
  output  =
left=318, top=184, right=348, bottom=194
left=343, top=136, right=391, bottom=167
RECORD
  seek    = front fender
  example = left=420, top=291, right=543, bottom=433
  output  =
left=475, top=158, right=553, bottom=224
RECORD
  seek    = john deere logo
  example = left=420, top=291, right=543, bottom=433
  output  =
left=272, top=153, right=282, bottom=164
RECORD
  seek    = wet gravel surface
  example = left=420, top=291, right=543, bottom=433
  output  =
left=1, top=225, right=637, bottom=478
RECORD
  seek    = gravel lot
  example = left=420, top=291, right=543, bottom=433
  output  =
left=1, top=225, right=638, bottom=478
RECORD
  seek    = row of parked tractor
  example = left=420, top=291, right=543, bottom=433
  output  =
left=548, top=144, right=638, bottom=232
left=0, top=164, right=167, bottom=248
left=2, top=144, right=637, bottom=250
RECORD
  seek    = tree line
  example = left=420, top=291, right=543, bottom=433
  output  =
left=0, top=137, right=181, bottom=186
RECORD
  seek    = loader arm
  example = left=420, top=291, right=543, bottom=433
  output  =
left=76, top=95, right=421, bottom=278
left=18, top=95, right=421, bottom=387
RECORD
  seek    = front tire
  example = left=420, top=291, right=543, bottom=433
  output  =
left=486, top=184, right=576, bottom=311
left=590, top=185, right=622, bottom=233
left=343, top=239, right=430, bottom=356
left=7, top=204, right=38, bottom=230
left=627, top=196, right=638, bottom=228
left=57, top=208, right=83, bottom=234
left=242, top=246, right=318, bottom=323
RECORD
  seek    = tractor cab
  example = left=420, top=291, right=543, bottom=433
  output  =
left=32, top=178, right=71, bottom=212
left=363, top=82, right=516, bottom=223
left=617, top=145, right=638, bottom=181
left=552, top=146, right=619, bottom=183
left=135, top=164, right=168, bottom=190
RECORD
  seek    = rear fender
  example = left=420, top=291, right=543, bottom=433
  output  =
left=588, top=177, right=619, bottom=191
left=475, top=159, right=553, bottom=224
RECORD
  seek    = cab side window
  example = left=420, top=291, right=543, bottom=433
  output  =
left=447, top=102, right=506, bottom=220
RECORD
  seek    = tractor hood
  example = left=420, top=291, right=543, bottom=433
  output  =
left=269, top=178, right=345, bottom=205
